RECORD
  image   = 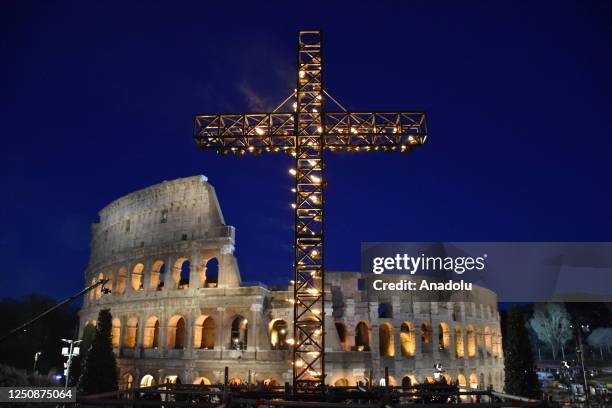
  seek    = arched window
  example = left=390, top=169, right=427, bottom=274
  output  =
left=355, top=321, right=370, bottom=351
left=95, top=272, right=104, bottom=299
left=439, top=322, right=450, bottom=350
left=204, top=258, right=218, bottom=288
left=469, top=373, right=479, bottom=389
left=263, top=378, right=278, bottom=387
left=455, top=326, right=464, bottom=358
left=229, top=378, right=242, bottom=386
left=124, top=317, right=138, bottom=348
left=167, top=315, right=186, bottom=349
left=111, top=318, right=121, bottom=348
left=173, top=258, right=190, bottom=289
left=379, top=322, right=394, bottom=357
left=164, top=375, right=181, bottom=384
left=194, top=316, right=215, bottom=349
left=334, top=378, right=349, bottom=387
left=116, top=267, right=128, bottom=294
left=140, top=374, right=156, bottom=387
left=402, top=375, right=417, bottom=387
left=466, top=325, right=476, bottom=357
left=150, top=261, right=165, bottom=290
left=143, top=316, right=159, bottom=349
left=270, top=319, right=288, bottom=350
left=335, top=322, right=347, bottom=351
left=131, top=264, right=144, bottom=291
left=105, top=271, right=114, bottom=295
left=230, top=316, right=248, bottom=349
left=378, top=302, right=392, bottom=318
left=193, top=377, right=211, bottom=385
left=400, top=322, right=416, bottom=357
left=421, top=322, right=432, bottom=351
left=122, top=373, right=134, bottom=390
left=484, top=327, right=492, bottom=355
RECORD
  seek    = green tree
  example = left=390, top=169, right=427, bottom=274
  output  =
left=504, top=305, right=541, bottom=399
left=78, top=309, right=118, bottom=394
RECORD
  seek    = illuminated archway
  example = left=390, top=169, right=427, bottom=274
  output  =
left=469, top=373, right=478, bottom=389
left=438, top=322, right=450, bottom=350
left=194, top=315, right=215, bottom=349
left=270, top=319, right=288, bottom=350
left=116, top=267, right=128, bottom=294
left=400, top=321, right=415, bottom=357
left=484, top=327, right=492, bottom=355
left=140, top=374, right=156, bottom=387
left=355, top=321, right=370, bottom=351
left=379, top=323, right=394, bottom=357
left=421, top=322, right=432, bottom=351
left=111, top=318, right=121, bottom=348
left=150, top=260, right=165, bottom=290
left=124, top=317, right=138, bottom=348
left=193, top=377, right=211, bottom=385
left=173, top=258, right=190, bottom=289
left=230, top=316, right=248, bottom=349
left=334, top=378, right=349, bottom=387
left=455, top=325, right=464, bottom=358
left=167, top=315, right=186, bottom=349
left=335, top=322, right=348, bottom=351
left=143, top=316, right=160, bottom=349
left=122, top=373, right=134, bottom=390
left=204, top=258, right=218, bottom=287
left=466, top=325, right=476, bottom=357
left=131, top=264, right=144, bottom=291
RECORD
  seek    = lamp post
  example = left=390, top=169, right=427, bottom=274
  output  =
left=32, top=351, right=41, bottom=373
left=61, top=339, right=82, bottom=391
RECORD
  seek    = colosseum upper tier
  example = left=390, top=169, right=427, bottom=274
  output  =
left=79, top=176, right=505, bottom=391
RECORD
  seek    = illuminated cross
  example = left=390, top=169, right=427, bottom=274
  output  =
left=193, top=30, right=428, bottom=393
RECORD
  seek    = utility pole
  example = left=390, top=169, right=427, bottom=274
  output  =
left=61, top=339, right=82, bottom=390
left=572, top=322, right=590, bottom=407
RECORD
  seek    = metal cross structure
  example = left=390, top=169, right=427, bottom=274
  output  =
left=193, top=30, right=428, bottom=393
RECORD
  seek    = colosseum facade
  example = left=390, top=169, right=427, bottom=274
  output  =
left=78, top=176, right=505, bottom=391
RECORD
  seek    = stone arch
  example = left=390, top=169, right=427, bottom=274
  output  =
left=455, top=325, right=465, bottom=358
left=484, top=326, right=492, bottom=355
left=457, top=374, right=467, bottom=387
left=116, top=266, right=128, bottom=294
left=194, top=315, right=215, bottom=349
left=193, top=376, right=211, bottom=385
left=479, top=373, right=485, bottom=389
left=140, top=374, right=156, bottom=387
left=174, top=258, right=190, bottom=289
left=379, top=322, right=394, bottom=357
left=334, top=322, right=348, bottom=351
left=488, top=372, right=493, bottom=388
left=230, top=315, right=248, bottom=349
left=400, top=321, right=415, bottom=357
left=438, top=322, right=450, bottom=350
left=452, top=303, right=461, bottom=321
left=466, top=325, right=476, bottom=357
left=122, top=373, right=134, bottom=390
left=204, top=258, right=219, bottom=287
left=167, top=315, right=186, bottom=349
left=95, top=272, right=104, bottom=299
left=334, top=378, right=349, bottom=387
left=131, top=264, right=144, bottom=291
left=111, top=318, right=121, bottom=348
left=402, top=375, right=417, bottom=387
left=355, top=321, right=370, bottom=351
left=229, top=377, right=242, bottom=386
left=143, top=316, right=160, bottom=349
left=150, top=260, right=165, bottom=290
left=164, top=375, right=181, bottom=384
left=469, top=373, right=478, bottom=389
left=124, top=317, right=138, bottom=348
left=105, top=270, right=114, bottom=295
left=270, top=319, right=288, bottom=350
left=421, top=322, right=432, bottom=351
left=88, top=277, right=96, bottom=300
left=263, top=378, right=278, bottom=387
left=387, top=376, right=397, bottom=386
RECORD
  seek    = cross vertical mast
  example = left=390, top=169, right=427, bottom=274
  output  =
left=293, top=30, right=325, bottom=392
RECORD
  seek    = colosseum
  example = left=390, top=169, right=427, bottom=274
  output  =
left=78, top=175, right=505, bottom=392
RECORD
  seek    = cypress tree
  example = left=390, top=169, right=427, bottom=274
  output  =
left=504, top=305, right=541, bottom=399
left=78, top=309, right=118, bottom=394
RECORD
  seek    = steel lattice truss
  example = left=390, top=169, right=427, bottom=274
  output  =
left=193, top=30, right=428, bottom=393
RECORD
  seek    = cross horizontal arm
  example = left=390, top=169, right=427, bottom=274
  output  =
left=193, top=111, right=427, bottom=154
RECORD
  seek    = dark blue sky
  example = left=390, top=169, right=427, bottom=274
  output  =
left=1, top=1, right=611, bottom=300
